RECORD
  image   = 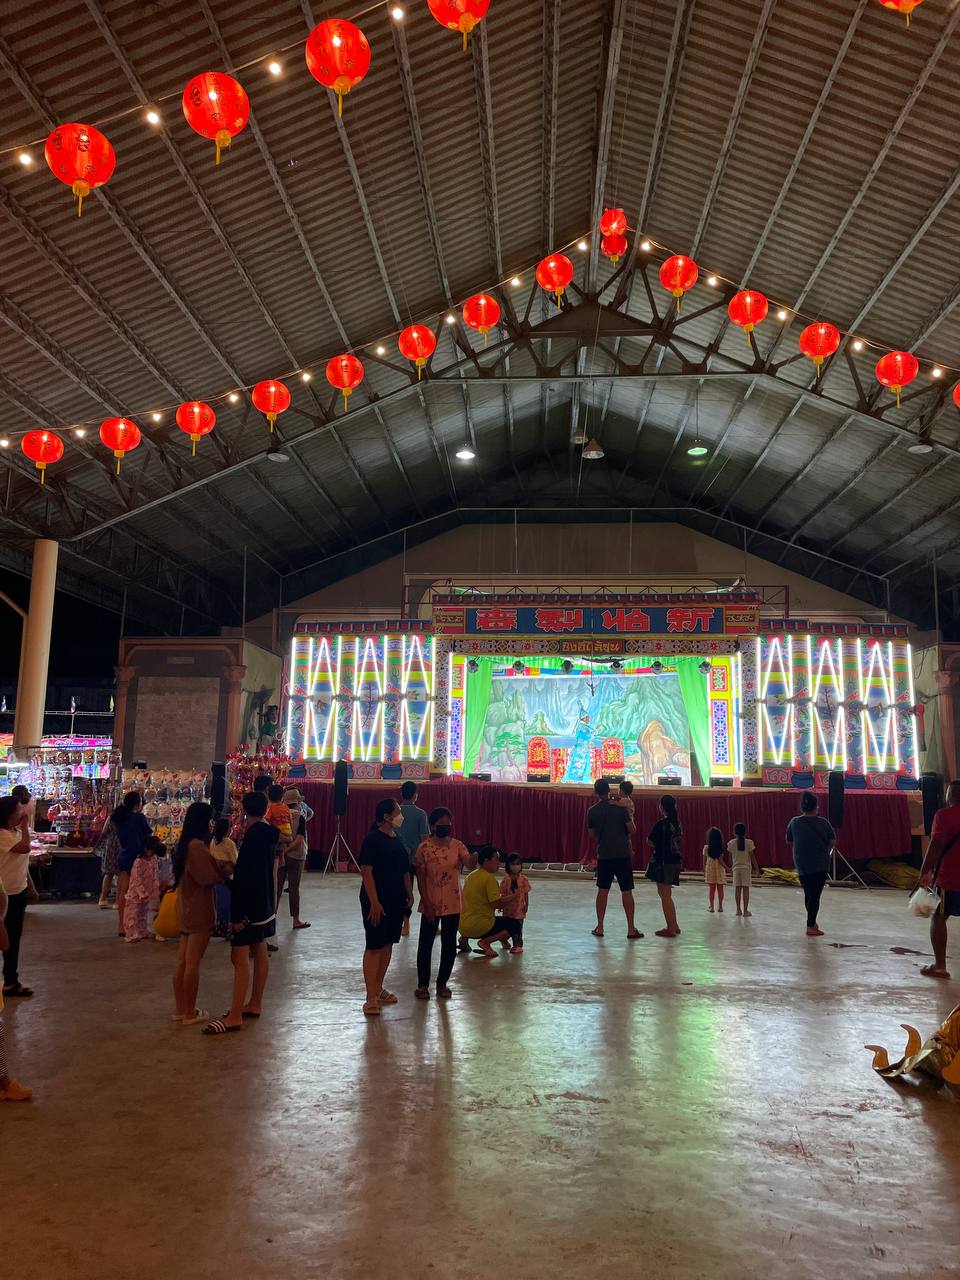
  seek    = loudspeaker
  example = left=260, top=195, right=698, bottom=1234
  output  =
left=469, top=772, right=492, bottom=782
left=828, top=770, right=845, bottom=830
left=210, top=761, right=227, bottom=815
left=710, top=777, right=733, bottom=787
left=657, top=775, right=681, bottom=787
left=921, top=772, right=943, bottom=836
left=333, top=760, right=349, bottom=816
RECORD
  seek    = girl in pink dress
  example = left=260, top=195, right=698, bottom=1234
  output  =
left=124, top=837, right=163, bottom=942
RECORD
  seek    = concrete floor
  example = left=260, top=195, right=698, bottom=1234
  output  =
left=4, top=877, right=960, bottom=1280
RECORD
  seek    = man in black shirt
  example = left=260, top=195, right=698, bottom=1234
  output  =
left=587, top=779, right=642, bottom=939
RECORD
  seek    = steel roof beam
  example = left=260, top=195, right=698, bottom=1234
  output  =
left=586, top=0, right=627, bottom=295
left=828, top=454, right=954, bottom=561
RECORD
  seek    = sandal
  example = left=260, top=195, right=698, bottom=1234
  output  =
left=182, top=1009, right=209, bottom=1026
left=363, top=1001, right=381, bottom=1016
left=627, top=931, right=644, bottom=940
left=202, top=1019, right=242, bottom=1035
left=655, top=928, right=679, bottom=938
left=241, top=1009, right=261, bottom=1019
left=378, top=989, right=398, bottom=1005
left=921, top=965, right=951, bottom=980
left=436, top=987, right=452, bottom=999
left=292, top=921, right=311, bottom=929
left=591, top=927, right=604, bottom=938
left=2, top=983, right=33, bottom=998
left=415, top=987, right=431, bottom=1000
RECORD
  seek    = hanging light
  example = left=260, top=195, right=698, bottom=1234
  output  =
left=175, top=401, right=216, bottom=456
left=875, top=351, right=918, bottom=408
left=305, top=19, right=371, bottom=116
left=727, top=290, right=768, bottom=341
left=798, top=321, right=841, bottom=378
left=582, top=438, right=604, bottom=460
left=455, top=443, right=476, bottom=461
left=325, top=355, right=364, bottom=411
left=876, top=0, right=925, bottom=26
left=251, top=380, right=292, bottom=432
left=426, top=0, right=490, bottom=51
left=659, top=254, right=699, bottom=313
left=687, top=440, right=709, bottom=457
left=99, top=417, right=142, bottom=474
left=181, top=73, right=250, bottom=164
left=398, top=324, right=437, bottom=379
left=44, top=123, right=115, bottom=215
left=462, top=293, right=501, bottom=344
left=21, top=430, right=64, bottom=484
left=599, top=208, right=628, bottom=237
left=536, top=253, right=574, bottom=305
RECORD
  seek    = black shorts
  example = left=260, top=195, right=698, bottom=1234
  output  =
left=597, top=858, right=634, bottom=892
left=230, top=919, right=276, bottom=948
left=938, top=888, right=960, bottom=918
left=363, top=907, right=405, bottom=951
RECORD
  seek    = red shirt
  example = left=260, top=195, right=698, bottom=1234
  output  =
left=930, top=805, right=960, bottom=890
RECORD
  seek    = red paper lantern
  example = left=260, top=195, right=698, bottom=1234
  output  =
left=953, top=383, right=960, bottom=413
left=659, top=254, right=699, bottom=312
left=44, top=123, right=115, bottom=217
left=251, top=380, right=292, bottom=432
left=601, top=233, right=628, bottom=266
left=21, top=430, right=64, bottom=485
left=536, top=253, right=574, bottom=304
left=182, top=73, right=249, bottom=165
left=305, top=19, right=371, bottom=116
left=398, top=325, right=437, bottom=380
left=797, top=322, right=840, bottom=377
left=599, top=208, right=628, bottom=237
left=427, top=0, right=490, bottom=50
left=877, top=0, right=924, bottom=26
left=175, top=401, right=216, bottom=456
left=875, top=351, right=918, bottom=407
left=727, top=289, right=768, bottom=340
left=99, top=417, right=142, bottom=474
left=462, top=293, right=501, bottom=343
left=325, top=355, right=364, bottom=411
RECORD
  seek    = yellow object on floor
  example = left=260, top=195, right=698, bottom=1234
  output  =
left=760, top=866, right=799, bottom=885
left=866, top=859, right=917, bottom=890
left=866, top=1005, right=960, bottom=1091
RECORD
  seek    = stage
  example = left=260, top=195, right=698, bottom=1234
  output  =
left=300, top=779, right=916, bottom=870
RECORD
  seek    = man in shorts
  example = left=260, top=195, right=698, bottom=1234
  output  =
left=587, top=778, right=642, bottom=940
left=918, top=780, right=960, bottom=980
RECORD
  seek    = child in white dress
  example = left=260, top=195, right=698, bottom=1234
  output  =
left=703, top=827, right=727, bottom=912
left=727, top=822, right=759, bottom=917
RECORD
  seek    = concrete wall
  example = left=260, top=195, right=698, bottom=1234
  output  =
left=262, top=522, right=896, bottom=635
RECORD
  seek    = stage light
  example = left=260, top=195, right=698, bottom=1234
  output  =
left=931, top=367, right=943, bottom=378
left=467, top=659, right=479, bottom=674
left=301, top=371, right=312, bottom=382
left=0, top=439, right=8, bottom=449
left=74, top=427, right=86, bottom=438
left=699, top=659, right=712, bottom=675
left=512, top=660, right=525, bottom=673
left=561, top=660, right=574, bottom=674
left=446, top=313, right=456, bottom=325
left=651, top=660, right=664, bottom=674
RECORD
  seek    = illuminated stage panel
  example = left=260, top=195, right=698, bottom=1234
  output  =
left=285, top=632, right=435, bottom=766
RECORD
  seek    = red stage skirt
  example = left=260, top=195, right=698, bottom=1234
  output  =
left=300, top=780, right=913, bottom=870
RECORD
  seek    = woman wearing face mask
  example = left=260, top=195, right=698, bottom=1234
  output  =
left=358, top=800, right=414, bottom=1016
left=412, top=808, right=476, bottom=1001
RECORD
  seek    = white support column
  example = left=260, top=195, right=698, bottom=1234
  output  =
left=13, top=538, right=58, bottom=751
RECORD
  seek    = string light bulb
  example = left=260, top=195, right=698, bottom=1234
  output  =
left=777, top=309, right=788, bottom=321
left=301, top=371, right=312, bottom=382
left=0, top=439, right=8, bottom=448
left=391, top=5, right=404, bottom=17
left=510, top=276, right=521, bottom=287
left=577, top=240, right=588, bottom=251
left=18, top=152, right=32, bottom=166
left=640, top=240, right=652, bottom=252
left=707, top=275, right=718, bottom=286
left=445, top=313, right=455, bottom=325
left=376, top=345, right=386, bottom=355
left=267, top=61, right=282, bottom=76
left=852, top=339, right=864, bottom=352
left=931, top=367, right=943, bottom=379
left=151, top=412, right=162, bottom=422
left=145, top=109, right=160, bottom=125
left=74, top=427, right=86, bottom=438
left=228, top=392, right=240, bottom=402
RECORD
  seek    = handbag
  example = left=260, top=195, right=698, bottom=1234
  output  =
left=153, top=887, right=180, bottom=939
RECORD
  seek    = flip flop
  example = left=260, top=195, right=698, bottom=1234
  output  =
left=2, top=984, right=33, bottom=998
left=378, top=990, right=399, bottom=1005
left=183, top=1009, right=209, bottom=1026
left=202, top=1019, right=242, bottom=1035
left=591, top=927, right=604, bottom=938
left=363, top=1002, right=381, bottom=1016
left=627, top=931, right=644, bottom=940
left=241, top=1010, right=261, bottom=1019
left=921, top=965, right=951, bottom=980
left=293, top=921, right=312, bottom=929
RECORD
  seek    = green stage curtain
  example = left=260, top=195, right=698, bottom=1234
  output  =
left=463, top=657, right=494, bottom=775
left=675, top=657, right=711, bottom=785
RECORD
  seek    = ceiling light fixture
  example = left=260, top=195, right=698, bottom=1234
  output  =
left=687, top=441, right=709, bottom=457
left=456, top=443, right=476, bottom=461
left=267, top=60, right=282, bottom=76
left=582, top=438, right=605, bottom=460
left=266, top=446, right=290, bottom=463
left=145, top=109, right=160, bottom=125
left=908, top=439, right=934, bottom=455
left=17, top=152, right=32, bottom=166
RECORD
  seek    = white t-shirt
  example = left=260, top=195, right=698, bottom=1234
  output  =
left=727, top=837, right=755, bottom=870
left=211, top=836, right=238, bottom=865
left=0, top=826, right=30, bottom=894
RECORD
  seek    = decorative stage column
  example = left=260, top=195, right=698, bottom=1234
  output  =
left=13, top=538, right=58, bottom=751
left=113, top=665, right=136, bottom=756
left=935, top=669, right=960, bottom=782
left=223, top=664, right=247, bottom=755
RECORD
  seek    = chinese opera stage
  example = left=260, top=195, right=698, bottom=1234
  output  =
left=299, top=778, right=916, bottom=871
left=284, top=590, right=923, bottom=870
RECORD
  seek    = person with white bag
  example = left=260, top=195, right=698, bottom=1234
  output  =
left=917, top=780, right=960, bottom=980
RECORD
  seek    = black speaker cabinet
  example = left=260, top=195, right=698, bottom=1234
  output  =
left=827, top=770, right=845, bottom=830
left=210, top=761, right=227, bottom=815
left=921, top=772, right=943, bottom=836
left=333, top=760, right=349, bottom=816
